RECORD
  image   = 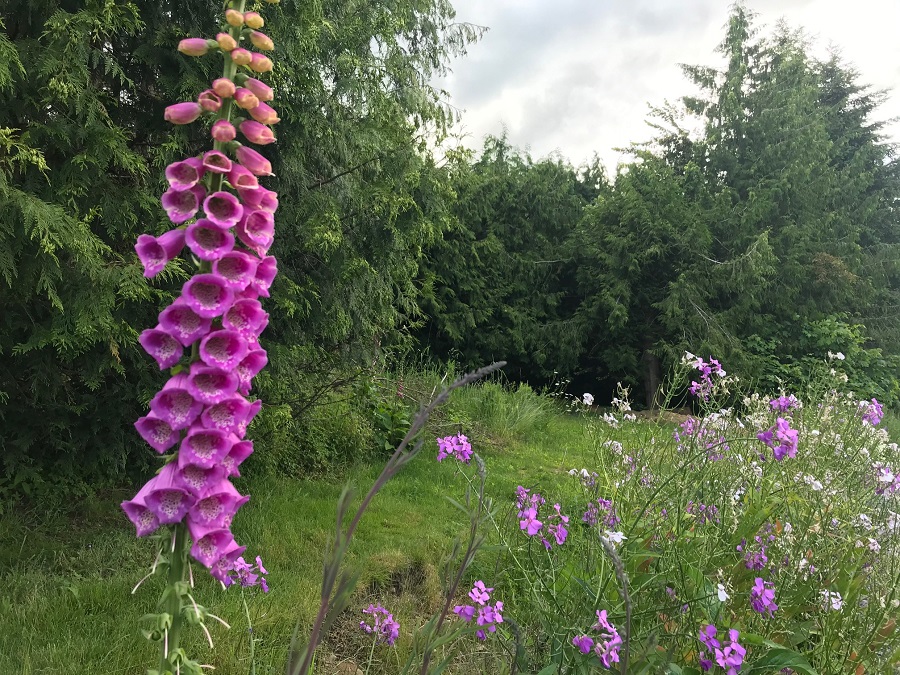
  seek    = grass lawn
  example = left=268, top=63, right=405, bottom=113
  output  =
left=0, top=390, right=588, bottom=674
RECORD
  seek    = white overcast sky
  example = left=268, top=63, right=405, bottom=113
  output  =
left=436, top=0, right=900, bottom=172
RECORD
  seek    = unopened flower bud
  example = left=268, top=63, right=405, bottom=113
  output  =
left=217, top=32, right=238, bottom=51
left=225, top=9, right=244, bottom=27
left=249, top=52, right=273, bottom=73
left=244, top=12, right=264, bottom=29
left=249, top=31, right=274, bottom=51
left=198, top=89, right=222, bottom=112
left=211, top=119, right=237, bottom=142
left=236, top=146, right=274, bottom=176
left=165, top=102, right=203, bottom=125
left=240, top=120, right=276, bottom=145
left=234, top=88, right=260, bottom=110
left=231, top=48, right=253, bottom=66
left=243, top=77, right=273, bottom=102
left=178, top=38, right=213, bottom=56
left=212, top=78, right=236, bottom=98
left=248, top=101, right=280, bottom=125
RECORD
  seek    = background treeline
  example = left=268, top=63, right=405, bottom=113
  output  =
left=2, top=2, right=898, bottom=500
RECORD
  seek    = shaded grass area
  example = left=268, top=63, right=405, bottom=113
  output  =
left=0, top=388, right=591, bottom=674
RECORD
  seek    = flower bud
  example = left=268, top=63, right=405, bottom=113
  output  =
left=248, top=52, right=273, bottom=73
left=240, top=120, right=276, bottom=145
left=178, top=38, right=212, bottom=57
left=198, top=89, right=222, bottom=112
left=248, top=102, right=280, bottom=125
left=234, top=88, right=260, bottom=110
left=165, top=102, right=203, bottom=125
left=244, top=12, right=264, bottom=29
left=225, top=9, right=244, bottom=27
left=236, top=146, right=274, bottom=176
left=231, top=48, right=253, bottom=66
left=249, top=31, right=274, bottom=51
left=211, top=119, right=237, bottom=142
left=212, top=78, right=236, bottom=98
left=217, top=32, right=238, bottom=52
left=243, top=77, right=273, bottom=102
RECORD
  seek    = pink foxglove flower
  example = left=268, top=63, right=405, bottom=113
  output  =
left=135, top=230, right=186, bottom=278
left=223, top=298, right=268, bottom=338
left=162, top=184, right=205, bottom=223
left=214, top=250, right=259, bottom=290
left=240, top=119, right=276, bottom=144
left=201, top=394, right=252, bottom=435
left=179, top=426, right=234, bottom=468
left=234, top=88, right=260, bottom=110
left=222, top=438, right=254, bottom=477
left=197, top=89, right=222, bottom=112
left=249, top=52, right=273, bottom=73
left=252, top=256, right=278, bottom=297
left=149, top=374, right=203, bottom=430
left=186, top=219, right=236, bottom=261
left=158, top=299, right=213, bottom=347
left=182, top=273, right=235, bottom=318
left=236, top=349, right=268, bottom=394
left=121, top=481, right=161, bottom=537
left=243, top=77, right=273, bottom=101
left=250, top=31, right=274, bottom=51
left=165, top=101, right=203, bottom=125
left=236, top=146, right=274, bottom=176
left=176, top=461, right=227, bottom=495
left=200, top=329, right=250, bottom=370
left=210, top=541, right=248, bottom=582
left=212, top=78, right=237, bottom=98
left=178, top=38, right=211, bottom=56
left=189, top=480, right=249, bottom=530
left=144, top=463, right=197, bottom=524
left=231, top=48, right=252, bottom=65
left=189, top=521, right=237, bottom=568
left=236, top=209, right=275, bottom=255
left=165, top=158, right=205, bottom=190
left=187, top=363, right=240, bottom=405
left=139, top=327, right=183, bottom=369
left=239, top=185, right=278, bottom=212
left=228, top=164, right=260, bottom=190
left=202, top=150, right=232, bottom=174
left=203, top=191, right=244, bottom=228
left=247, top=102, right=280, bottom=125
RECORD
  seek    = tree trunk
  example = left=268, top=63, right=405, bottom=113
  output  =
left=642, top=345, right=661, bottom=410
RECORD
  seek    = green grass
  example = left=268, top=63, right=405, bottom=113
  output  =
left=0, top=391, right=592, bottom=674
left=4, top=379, right=899, bottom=674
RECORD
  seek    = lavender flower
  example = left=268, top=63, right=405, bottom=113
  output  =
left=750, top=577, right=778, bottom=616
left=436, top=434, right=473, bottom=464
left=453, top=582, right=503, bottom=640
left=757, top=417, right=799, bottom=461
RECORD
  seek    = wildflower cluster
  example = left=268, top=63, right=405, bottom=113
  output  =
left=123, top=0, right=279, bottom=585
left=571, top=610, right=623, bottom=669
left=699, top=625, right=746, bottom=674
left=686, top=501, right=720, bottom=526
left=225, top=555, right=269, bottom=591
left=436, top=433, right=473, bottom=464
left=684, top=352, right=727, bottom=401
left=770, top=394, right=800, bottom=413
left=673, top=417, right=730, bottom=461
left=737, top=524, right=777, bottom=571
left=875, top=463, right=900, bottom=496
left=756, top=417, right=799, bottom=461
left=582, top=497, right=619, bottom=528
left=749, top=577, right=777, bottom=617
left=515, top=486, right=569, bottom=548
left=860, top=398, right=885, bottom=426
left=359, top=603, right=400, bottom=646
left=453, top=581, right=504, bottom=640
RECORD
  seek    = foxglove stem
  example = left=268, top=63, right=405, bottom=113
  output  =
left=159, top=523, right=189, bottom=673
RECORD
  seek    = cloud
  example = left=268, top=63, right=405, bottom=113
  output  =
left=437, top=0, right=900, bottom=171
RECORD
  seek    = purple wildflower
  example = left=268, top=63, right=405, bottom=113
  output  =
left=750, top=577, right=778, bottom=617
left=360, top=604, right=400, bottom=646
